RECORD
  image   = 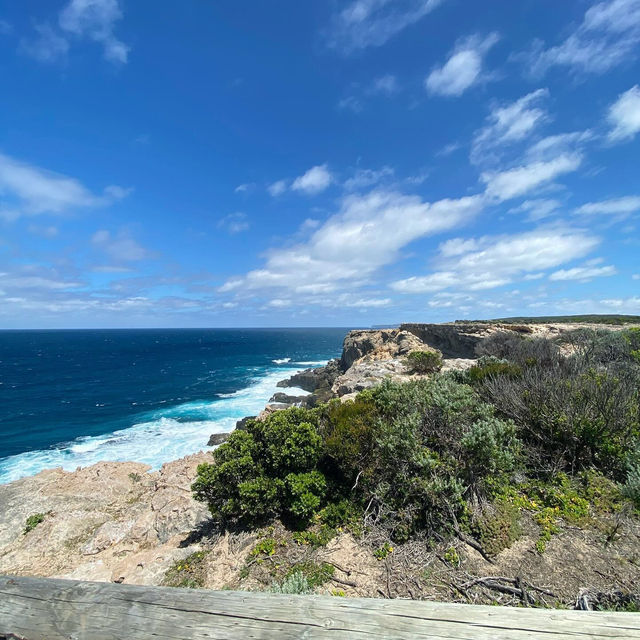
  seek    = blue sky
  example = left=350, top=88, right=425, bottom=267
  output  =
left=0, top=0, right=639, bottom=328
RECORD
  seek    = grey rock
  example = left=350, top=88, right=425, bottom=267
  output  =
left=207, top=433, right=230, bottom=447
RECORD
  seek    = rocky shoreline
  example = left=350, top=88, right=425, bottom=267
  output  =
left=1, top=320, right=636, bottom=590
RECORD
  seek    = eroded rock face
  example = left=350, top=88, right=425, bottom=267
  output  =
left=277, top=359, right=341, bottom=392
left=332, top=358, right=409, bottom=396
left=340, top=329, right=426, bottom=370
left=0, top=452, right=211, bottom=585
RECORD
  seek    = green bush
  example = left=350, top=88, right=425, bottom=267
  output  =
left=406, top=350, right=443, bottom=374
left=623, top=442, right=640, bottom=508
left=192, top=407, right=326, bottom=526
left=24, top=513, right=46, bottom=534
left=467, top=356, right=522, bottom=384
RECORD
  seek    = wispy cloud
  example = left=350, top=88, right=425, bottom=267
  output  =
left=22, top=0, right=129, bottom=65
left=20, top=24, right=69, bottom=63
left=92, top=229, right=150, bottom=262
left=607, top=85, right=640, bottom=142
left=0, top=151, right=128, bottom=219
left=425, top=33, right=499, bottom=97
left=549, top=260, right=616, bottom=281
left=267, top=180, right=288, bottom=197
left=481, top=154, right=582, bottom=201
left=326, top=0, right=444, bottom=55
left=343, top=166, right=395, bottom=191
left=471, top=89, right=549, bottom=165
left=370, top=74, right=399, bottom=94
left=574, top=195, right=640, bottom=216
left=337, top=96, right=364, bottom=113
left=509, top=198, right=562, bottom=222
left=217, top=212, right=250, bottom=234
left=519, top=0, right=640, bottom=76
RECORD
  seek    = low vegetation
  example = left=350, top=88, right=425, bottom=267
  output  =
left=405, top=349, right=443, bottom=374
left=192, top=326, right=640, bottom=603
left=23, top=513, right=46, bottom=534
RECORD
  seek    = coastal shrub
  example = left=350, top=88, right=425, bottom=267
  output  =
left=319, top=398, right=377, bottom=486
left=406, top=350, right=443, bottom=374
left=23, top=512, right=46, bottom=534
left=467, top=356, right=522, bottom=384
left=469, top=502, right=521, bottom=557
left=269, top=572, right=312, bottom=594
left=623, top=442, right=640, bottom=508
left=192, top=407, right=327, bottom=526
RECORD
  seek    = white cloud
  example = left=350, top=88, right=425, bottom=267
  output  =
left=509, top=199, right=562, bottom=221
left=481, top=154, right=582, bottom=201
left=220, top=189, right=483, bottom=296
left=59, top=0, right=129, bottom=64
left=574, top=195, right=640, bottom=216
left=607, top=85, right=640, bottom=142
left=391, top=227, right=600, bottom=294
left=549, top=263, right=616, bottom=281
left=327, top=0, right=444, bottom=54
left=633, top=274, right=640, bottom=280
left=371, top=74, right=399, bottom=94
left=267, top=180, right=287, bottom=197
left=426, top=33, right=499, bottom=97
left=234, top=183, right=255, bottom=194
left=217, top=212, right=250, bottom=234
left=0, top=151, right=127, bottom=218
left=291, top=164, right=333, bottom=195
left=522, top=0, right=640, bottom=76
left=92, top=229, right=150, bottom=262
left=471, top=89, right=549, bottom=165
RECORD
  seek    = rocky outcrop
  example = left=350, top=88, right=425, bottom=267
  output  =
left=207, top=433, right=230, bottom=446
left=277, top=359, right=341, bottom=392
left=332, top=358, right=409, bottom=396
left=0, top=453, right=211, bottom=585
left=340, top=329, right=426, bottom=370
left=400, top=323, right=493, bottom=358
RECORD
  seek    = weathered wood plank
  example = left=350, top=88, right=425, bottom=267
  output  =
left=0, top=575, right=638, bottom=640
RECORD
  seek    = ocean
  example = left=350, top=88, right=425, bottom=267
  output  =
left=0, top=328, right=348, bottom=484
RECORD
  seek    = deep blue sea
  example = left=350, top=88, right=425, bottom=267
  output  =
left=0, top=328, right=348, bottom=484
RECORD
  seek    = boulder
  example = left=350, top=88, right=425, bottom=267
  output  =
left=235, top=416, right=255, bottom=431
left=207, top=433, right=230, bottom=446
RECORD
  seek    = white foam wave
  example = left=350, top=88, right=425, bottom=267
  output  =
left=294, top=360, right=328, bottom=366
left=272, top=357, right=291, bottom=364
left=0, top=365, right=306, bottom=485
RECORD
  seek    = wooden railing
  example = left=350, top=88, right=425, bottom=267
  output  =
left=1, top=575, right=639, bottom=639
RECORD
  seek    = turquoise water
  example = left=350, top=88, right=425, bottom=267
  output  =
left=0, top=328, right=348, bottom=483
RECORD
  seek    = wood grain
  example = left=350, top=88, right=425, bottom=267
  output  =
left=1, top=575, right=638, bottom=639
